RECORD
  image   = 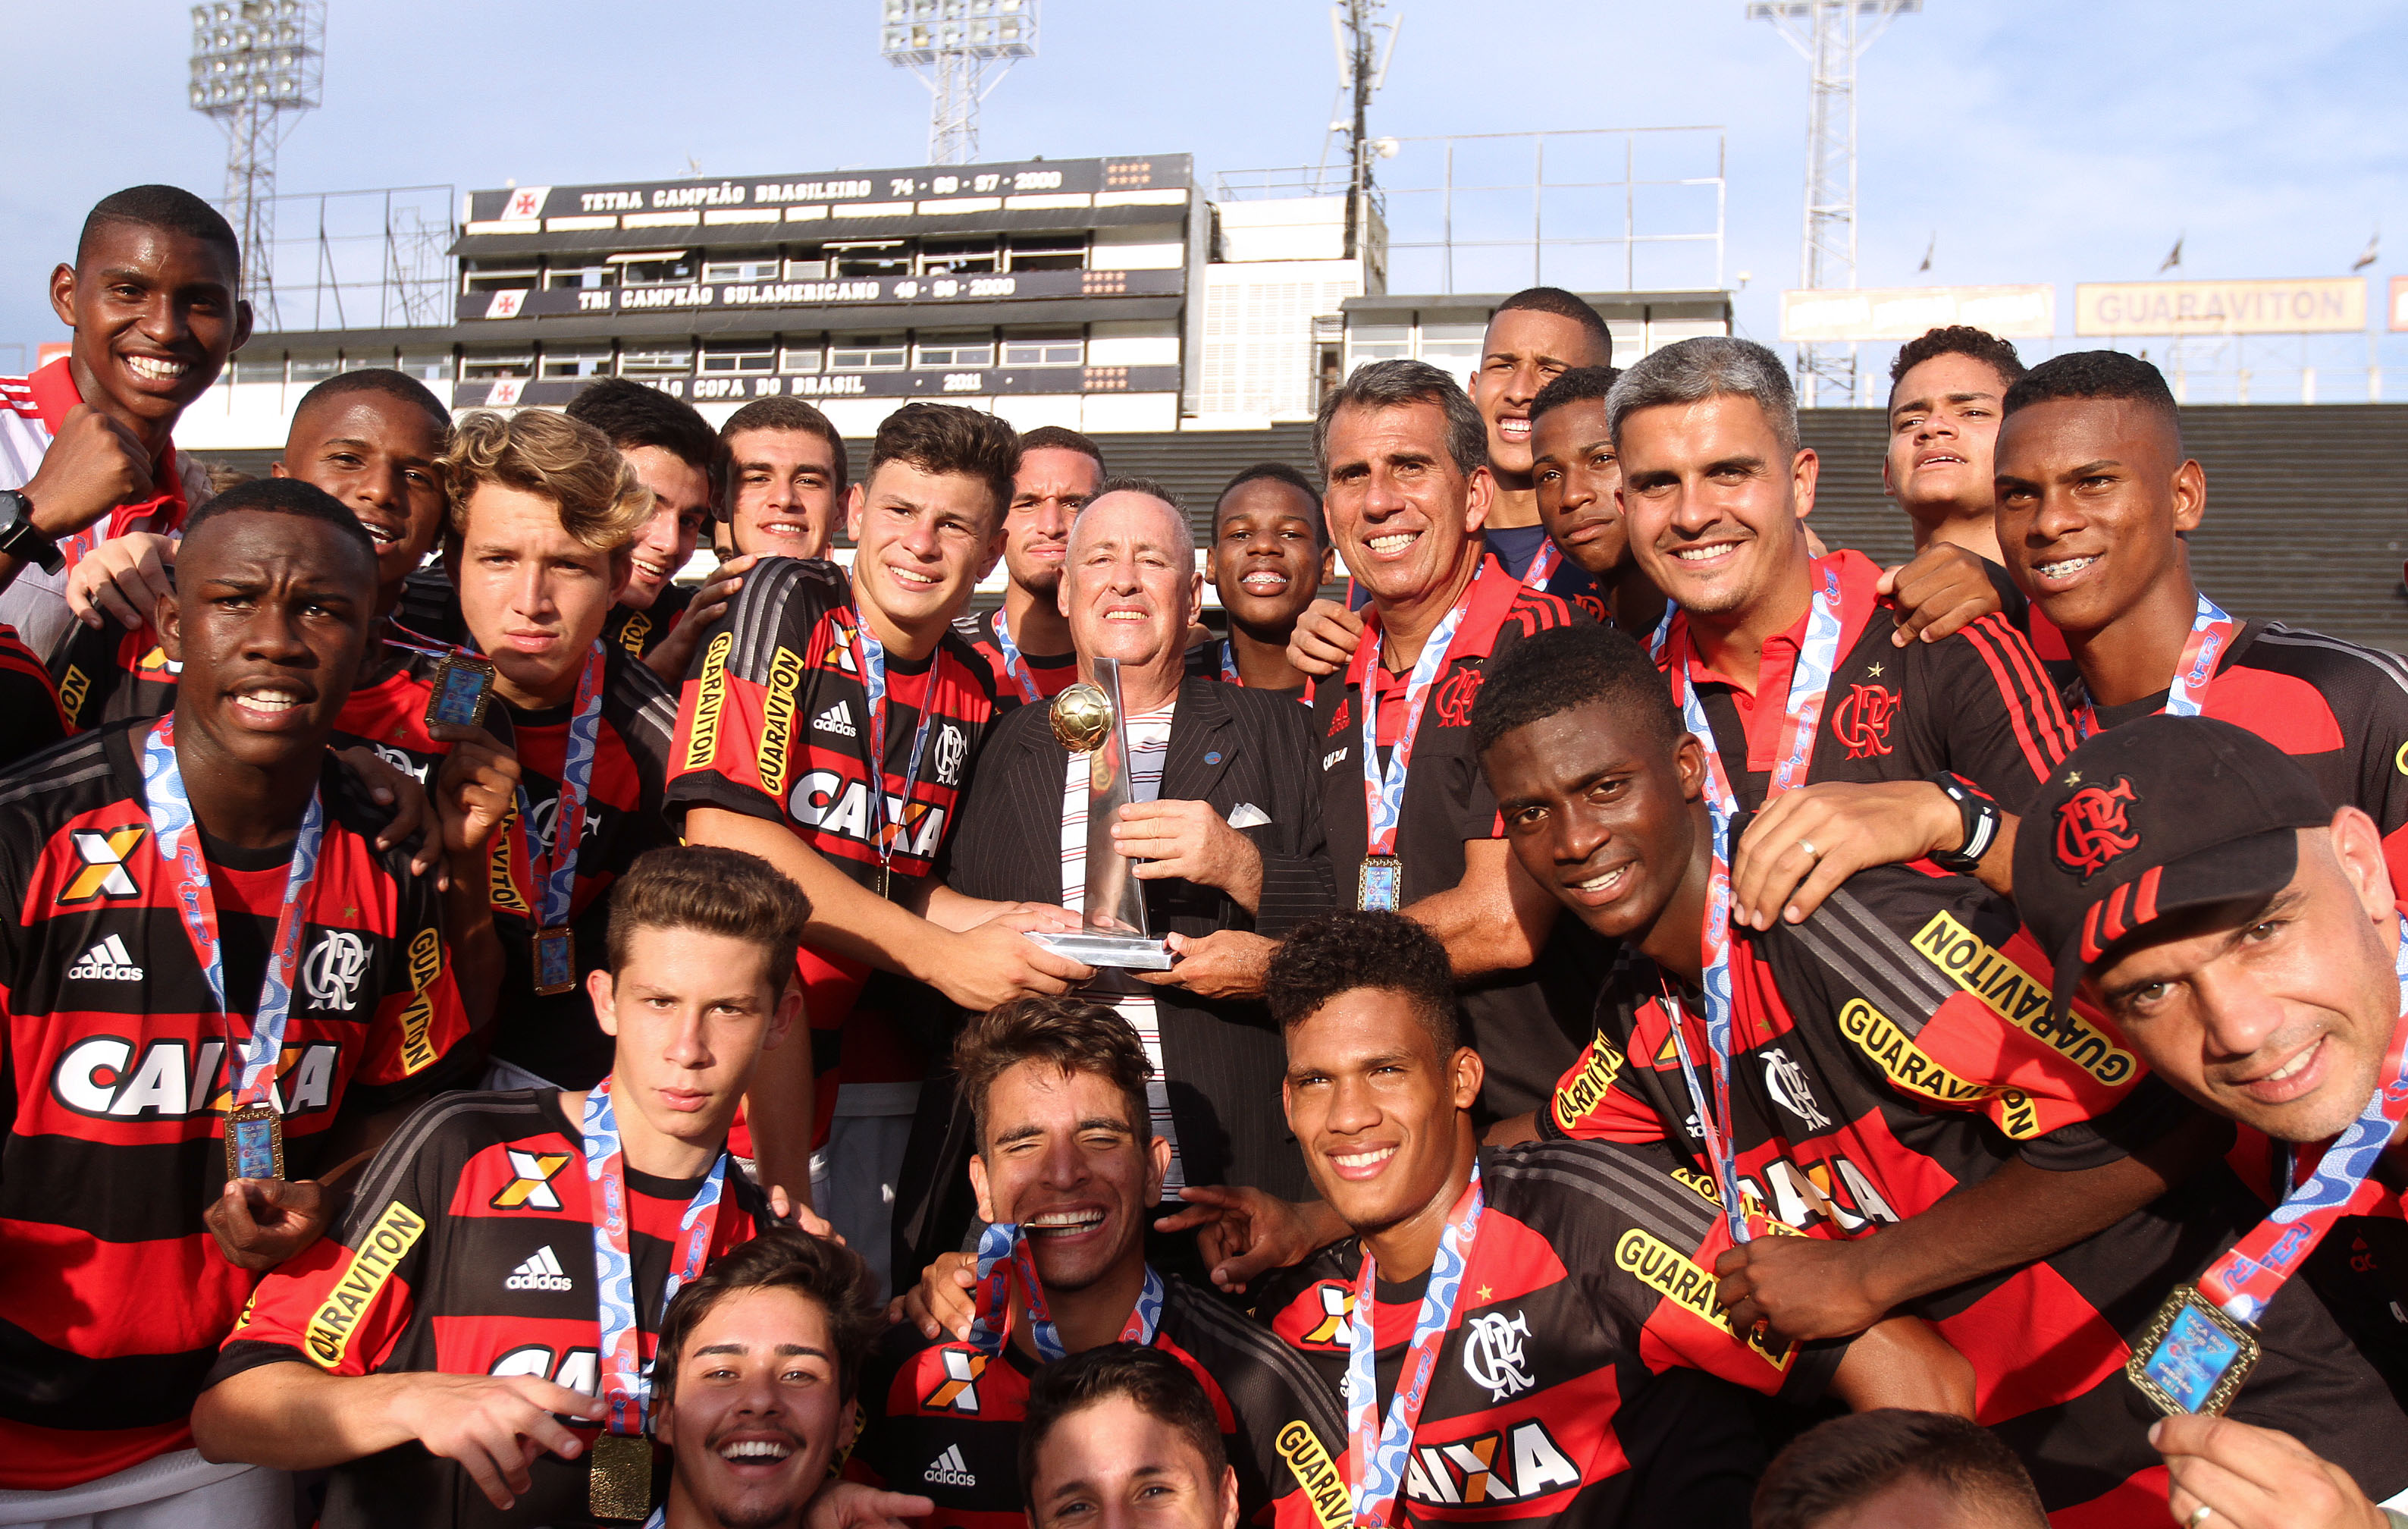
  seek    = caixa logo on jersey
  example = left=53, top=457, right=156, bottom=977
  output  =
left=49, top=1036, right=341, bottom=1122
left=787, top=770, right=946, bottom=857
left=1401, top=1421, right=1580, bottom=1508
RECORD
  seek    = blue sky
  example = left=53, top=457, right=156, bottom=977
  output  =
left=6, top=0, right=2403, bottom=385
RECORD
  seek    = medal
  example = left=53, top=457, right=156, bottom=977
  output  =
left=534, top=927, right=578, bottom=996
left=1357, top=855, right=1403, bottom=912
left=423, top=651, right=498, bottom=731
left=142, top=717, right=325, bottom=1185
left=1354, top=567, right=1481, bottom=915
left=2127, top=927, right=2408, bottom=1414
left=964, top=1219, right=1163, bottom=1361
left=515, top=644, right=606, bottom=994
left=848, top=612, right=940, bottom=901
left=583, top=1078, right=729, bottom=1515
left=587, top=1432, right=655, bottom=1522
left=1347, top=1166, right=1482, bottom=1529
left=1657, top=561, right=1848, bottom=1241
left=2074, top=591, right=2240, bottom=739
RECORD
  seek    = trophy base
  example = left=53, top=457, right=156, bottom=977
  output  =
left=1028, top=931, right=1175, bottom=970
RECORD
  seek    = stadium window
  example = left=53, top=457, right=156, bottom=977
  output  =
left=461, top=263, right=539, bottom=294
left=914, top=333, right=995, bottom=369
left=700, top=344, right=776, bottom=375
left=1348, top=323, right=1411, bottom=366
left=1002, top=331, right=1083, bottom=367
left=338, top=352, right=392, bottom=372
left=461, top=350, right=535, bottom=381
left=398, top=352, right=454, bottom=384
left=829, top=334, right=907, bottom=371
left=540, top=349, right=614, bottom=380
left=702, top=252, right=781, bottom=284
left=610, top=251, right=700, bottom=287
left=1007, top=237, right=1086, bottom=273
left=618, top=347, right=694, bottom=378
left=545, top=264, right=615, bottom=291
left=826, top=240, right=910, bottom=279
left=783, top=257, right=829, bottom=280
left=779, top=339, right=825, bottom=375
left=1417, top=319, right=1486, bottom=369
left=287, top=354, right=340, bottom=384
left=918, top=240, right=1001, bottom=277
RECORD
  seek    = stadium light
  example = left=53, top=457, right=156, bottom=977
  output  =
left=189, top=0, right=327, bottom=324
left=879, top=0, right=1037, bottom=166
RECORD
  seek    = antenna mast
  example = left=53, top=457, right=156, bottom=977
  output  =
left=189, top=0, right=326, bottom=328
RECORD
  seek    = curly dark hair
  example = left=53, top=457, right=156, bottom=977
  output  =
left=1266, top=911, right=1460, bottom=1052
left=652, top=1226, right=883, bottom=1407
left=1470, top=622, right=1681, bottom=761
left=2003, top=349, right=2180, bottom=431
left=1019, top=1343, right=1229, bottom=1502
left=953, top=995, right=1155, bottom=1150
left=868, top=403, right=1021, bottom=528
left=1887, top=325, right=2026, bottom=391
left=1529, top=365, right=1622, bottom=428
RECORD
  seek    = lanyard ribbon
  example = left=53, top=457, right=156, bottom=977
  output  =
left=516, top=642, right=606, bottom=930
left=991, top=610, right=1043, bottom=705
left=963, top=1220, right=1165, bottom=1361
left=1358, top=565, right=1482, bottom=858
left=1522, top=539, right=1560, bottom=593
left=1347, top=1166, right=1483, bottom=1529
left=2074, top=591, right=2237, bottom=740
left=848, top=613, right=940, bottom=882
left=2208, top=920, right=2408, bottom=1326
left=584, top=1077, right=729, bottom=1436
left=1657, top=563, right=1847, bottom=1242
left=140, top=716, right=325, bottom=1109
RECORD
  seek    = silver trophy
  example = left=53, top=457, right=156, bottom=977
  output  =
left=1029, top=655, right=1174, bottom=970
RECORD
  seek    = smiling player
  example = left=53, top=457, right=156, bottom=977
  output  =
left=1206, top=463, right=1332, bottom=697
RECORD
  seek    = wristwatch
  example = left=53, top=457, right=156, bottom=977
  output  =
left=1928, top=772, right=2001, bottom=874
left=0, top=491, right=61, bottom=575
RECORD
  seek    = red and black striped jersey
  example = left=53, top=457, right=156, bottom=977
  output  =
left=1661, top=549, right=2075, bottom=817
left=607, top=582, right=698, bottom=661
left=209, top=1087, right=773, bottom=1529
left=845, top=1274, right=1350, bottom=1529
left=0, top=721, right=474, bottom=1489
left=332, top=642, right=677, bottom=1088
left=2076, top=617, right=2408, bottom=898
left=950, top=607, right=1080, bottom=709
left=1312, top=555, right=1610, bottom=1120
left=0, top=620, right=67, bottom=769
left=1256, top=1140, right=1846, bottom=1529
left=49, top=609, right=179, bottom=733
left=1539, top=865, right=2408, bottom=1524
left=667, top=556, right=997, bottom=1118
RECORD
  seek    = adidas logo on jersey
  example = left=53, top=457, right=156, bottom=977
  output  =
left=814, top=703, right=857, bottom=738
left=505, top=1245, right=575, bottom=1292
left=67, top=935, right=143, bottom=981
left=923, top=1443, right=977, bottom=1487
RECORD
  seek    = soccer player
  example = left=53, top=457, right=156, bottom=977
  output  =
left=2009, top=716, right=2408, bottom=1527
left=0, top=186, right=249, bottom=660
left=651, top=1226, right=927, bottom=1529
left=1750, top=1409, right=2049, bottom=1529
left=847, top=997, right=1346, bottom=1529
left=1253, top=910, right=1969, bottom=1528
left=1605, top=338, right=2075, bottom=937
left=1206, top=463, right=1332, bottom=697
left=565, top=378, right=748, bottom=683
left=1461, top=287, right=1614, bottom=608
left=722, top=397, right=848, bottom=562
left=669, top=403, right=1085, bottom=1213
left=1466, top=621, right=2408, bottom=1519
left=1020, top=1345, right=1243, bottom=1529
left=0, top=478, right=473, bottom=1521
left=955, top=425, right=1106, bottom=706
left=1994, top=350, right=2408, bottom=896
left=192, top=845, right=805, bottom=1526
left=1524, top=365, right=1665, bottom=636
left=1882, top=326, right=2077, bottom=689
left=1300, top=359, right=1594, bottom=1122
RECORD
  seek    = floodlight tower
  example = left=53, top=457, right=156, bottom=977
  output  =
left=189, top=1, right=325, bottom=327
left=880, top=0, right=1037, bottom=166
left=1328, top=1, right=1400, bottom=262
left=1748, top=0, right=1918, bottom=406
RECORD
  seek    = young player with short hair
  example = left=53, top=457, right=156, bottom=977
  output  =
left=955, top=425, right=1107, bottom=706
left=1524, top=365, right=1665, bottom=636
left=721, top=396, right=849, bottom=563
left=1019, top=1345, right=1243, bottom=1529
left=1206, top=463, right=1331, bottom=698
left=1751, top=1409, right=2049, bottom=1529
left=192, top=844, right=808, bottom=1527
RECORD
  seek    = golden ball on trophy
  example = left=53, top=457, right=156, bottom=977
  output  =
left=1049, top=681, right=1115, bottom=753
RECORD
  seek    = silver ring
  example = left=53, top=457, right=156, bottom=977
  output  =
left=2187, top=1505, right=2213, bottom=1529
left=1797, top=839, right=1819, bottom=860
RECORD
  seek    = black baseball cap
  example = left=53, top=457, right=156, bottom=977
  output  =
left=2013, top=716, right=2334, bottom=1019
